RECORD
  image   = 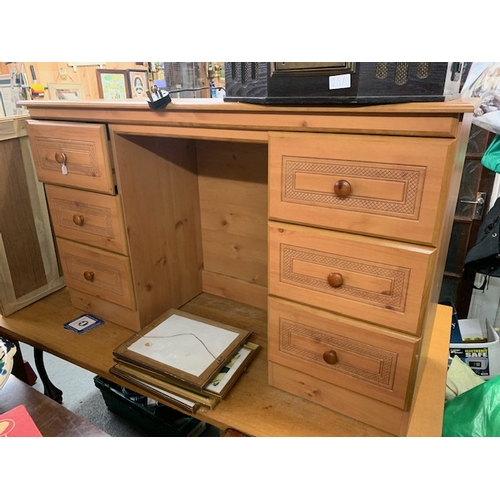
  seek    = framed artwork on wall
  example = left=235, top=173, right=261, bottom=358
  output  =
left=47, top=82, right=85, bottom=100
left=96, top=69, right=130, bottom=99
left=127, top=69, right=148, bottom=99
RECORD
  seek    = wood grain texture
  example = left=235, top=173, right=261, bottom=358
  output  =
left=110, top=132, right=203, bottom=328
left=45, top=184, right=128, bottom=255
left=269, top=131, right=458, bottom=245
left=0, top=117, right=64, bottom=316
left=268, top=221, right=435, bottom=335
left=27, top=120, right=115, bottom=194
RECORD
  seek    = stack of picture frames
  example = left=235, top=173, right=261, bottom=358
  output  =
left=96, top=68, right=149, bottom=100
left=111, top=310, right=260, bottom=414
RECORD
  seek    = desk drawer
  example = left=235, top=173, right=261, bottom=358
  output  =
left=268, top=297, right=419, bottom=409
left=27, top=120, right=115, bottom=194
left=269, top=132, right=456, bottom=245
left=56, top=238, right=136, bottom=310
left=268, top=221, right=435, bottom=335
left=45, top=185, right=128, bottom=255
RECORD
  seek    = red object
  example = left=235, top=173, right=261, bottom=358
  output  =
left=0, top=404, right=43, bottom=437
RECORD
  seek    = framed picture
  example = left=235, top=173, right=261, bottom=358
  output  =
left=96, top=69, right=130, bottom=99
left=47, top=82, right=85, bottom=101
left=113, top=309, right=252, bottom=389
left=127, top=69, right=148, bottom=99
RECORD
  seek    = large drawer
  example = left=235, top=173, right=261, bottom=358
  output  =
left=27, top=120, right=115, bottom=194
left=269, top=132, right=457, bottom=245
left=45, top=185, right=128, bottom=255
left=268, top=297, right=419, bottom=410
left=268, top=221, right=435, bottom=335
left=56, top=238, right=136, bottom=310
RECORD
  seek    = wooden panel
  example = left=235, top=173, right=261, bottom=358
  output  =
left=45, top=184, right=128, bottom=255
left=268, top=221, right=436, bottom=335
left=68, top=288, right=141, bottom=331
left=268, top=362, right=406, bottom=435
left=269, top=131, right=457, bottom=245
left=0, top=117, right=64, bottom=316
left=268, top=297, right=419, bottom=409
left=202, top=270, right=267, bottom=310
left=197, top=141, right=268, bottom=287
left=21, top=99, right=471, bottom=139
left=0, top=137, right=47, bottom=297
left=110, top=132, right=203, bottom=328
left=57, top=238, right=136, bottom=310
left=27, top=120, right=115, bottom=194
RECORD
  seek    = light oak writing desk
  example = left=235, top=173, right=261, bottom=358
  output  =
left=12, top=98, right=468, bottom=435
left=0, top=288, right=451, bottom=437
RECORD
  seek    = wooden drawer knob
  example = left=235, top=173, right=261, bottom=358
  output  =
left=83, top=271, right=95, bottom=282
left=334, top=179, right=351, bottom=197
left=327, top=272, right=343, bottom=288
left=323, top=350, right=338, bottom=365
left=72, top=214, right=85, bottom=226
left=54, top=152, right=67, bottom=164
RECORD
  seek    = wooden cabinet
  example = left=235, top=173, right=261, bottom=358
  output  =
left=22, top=99, right=473, bottom=435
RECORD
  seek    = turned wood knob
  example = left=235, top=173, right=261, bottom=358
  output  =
left=54, top=152, right=67, bottom=164
left=327, top=272, right=343, bottom=288
left=334, top=179, right=351, bottom=197
left=83, top=271, right=95, bottom=282
left=72, top=214, right=84, bottom=226
left=323, top=350, right=338, bottom=365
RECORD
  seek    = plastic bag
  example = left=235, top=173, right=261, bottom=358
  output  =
left=482, top=134, right=500, bottom=173
left=442, top=375, right=500, bottom=436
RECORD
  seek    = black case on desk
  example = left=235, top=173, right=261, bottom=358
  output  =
left=224, top=62, right=464, bottom=105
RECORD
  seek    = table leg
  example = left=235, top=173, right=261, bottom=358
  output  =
left=10, top=340, right=30, bottom=384
left=34, top=348, right=63, bottom=404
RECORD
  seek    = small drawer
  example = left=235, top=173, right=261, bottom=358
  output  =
left=27, top=120, right=115, bottom=194
left=268, top=221, right=435, bottom=335
left=269, top=132, right=456, bottom=245
left=56, top=238, right=136, bottom=311
left=45, top=185, right=128, bottom=255
left=268, top=297, right=420, bottom=410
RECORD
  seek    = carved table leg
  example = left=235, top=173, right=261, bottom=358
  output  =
left=33, top=348, right=63, bottom=403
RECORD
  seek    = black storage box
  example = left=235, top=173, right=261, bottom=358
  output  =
left=224, top=62, right=465, bottom=105
left=94, top=376, right=206, bottom=437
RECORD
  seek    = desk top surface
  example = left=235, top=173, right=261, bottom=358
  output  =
left=0, top=288, right=451, bottom=437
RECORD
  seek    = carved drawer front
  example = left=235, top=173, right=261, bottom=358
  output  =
left=56, top=238, right=136, bottom=310
left=268, top=221, right=435, bottom=335
left=268, top=297, right=419, bottom=409
left=45, top=185, right=128, bottom=255
left=269, top=132, right=456, bottom=245
left=27, top=120, right=114, bottom=194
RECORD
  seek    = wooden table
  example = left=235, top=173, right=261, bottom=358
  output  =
left=0, top=375, right=108, bottom=437
left=0, top=288, right=451, bottom=437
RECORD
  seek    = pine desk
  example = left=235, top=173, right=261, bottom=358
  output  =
left=0, top=287, right=451, bottom=437
left=10, top=98, right=466, bottom=436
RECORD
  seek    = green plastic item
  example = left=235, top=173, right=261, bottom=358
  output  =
left=482, top=134, right=500, bottom=173
left=442, top=375, right=500, bottom=437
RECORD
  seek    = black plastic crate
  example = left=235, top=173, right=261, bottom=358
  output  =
left=94, top=376, right=206, bottom=437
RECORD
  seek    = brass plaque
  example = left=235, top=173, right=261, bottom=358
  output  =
left=272, top=62, right=356, bottom=75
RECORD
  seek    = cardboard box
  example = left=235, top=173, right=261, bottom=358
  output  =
left=449, top=317, right=500, bottom=380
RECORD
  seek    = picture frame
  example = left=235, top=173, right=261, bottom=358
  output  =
left=47, top=82, right=85, bottom=101
left=127, top=69, right=148, bottom=99
left=96, top=69, right=130, bottom=99
left=113, top=309, right=252, bottom=389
